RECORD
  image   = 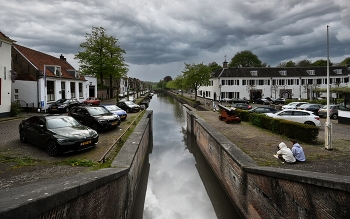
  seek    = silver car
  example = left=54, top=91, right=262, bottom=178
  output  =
left=318, top=104, right=349, bottom=120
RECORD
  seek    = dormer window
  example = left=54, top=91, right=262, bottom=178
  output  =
left=306, top=70, right=315, bottom=75
left=333, top=69, right=342, bottom=74
left=279, top=70, right=287, bottom=76
left=55, top=66, right=61, bottom=77
left=250, top=70, right=258, bottom=76
left=75, top=71, right=80, bottom=79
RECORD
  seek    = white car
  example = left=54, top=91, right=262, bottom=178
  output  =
left=265, top=109, right=321, bottom=127
left=281, top=102, right=308, bottom=110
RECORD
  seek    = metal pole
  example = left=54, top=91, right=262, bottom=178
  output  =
left=325, top=25, right=332, bottom=150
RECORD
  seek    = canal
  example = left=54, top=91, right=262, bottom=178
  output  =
left=132, top=93, right=241, bottom=219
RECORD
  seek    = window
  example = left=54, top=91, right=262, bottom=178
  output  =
left=79, top=83, right=83, bottom=97
left=279, top=70, right=287, bottom=76
left=242, top=80, right=246, bottom=85
left=70, top=82, right=76, bottom=98
left=3, top=67, right=6, bottom=80
left=333, top=69, right=342, bottom=74
left=47, top=81, right=55, bottom=101
left=306, top=70, right=315, bottom=75
left=316, top=79, right=322, bottom=84
left=250, top=71, right=258, bottom=76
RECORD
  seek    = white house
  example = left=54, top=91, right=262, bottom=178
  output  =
left=11, top=43, right=96, bottom=110
left=198, top=61, right=350, bottom=102
left=0, top=32, right=16, bottom=117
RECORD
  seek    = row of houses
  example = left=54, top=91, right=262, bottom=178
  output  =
left=198, top=61, right=350, bottom=102
left=0, top=32, right=145, bottom=118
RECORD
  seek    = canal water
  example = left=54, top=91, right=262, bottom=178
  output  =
left=132, top=93, right=241, bottom=219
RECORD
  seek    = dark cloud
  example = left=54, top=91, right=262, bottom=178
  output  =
left=0, top=0, right=349, bottom=81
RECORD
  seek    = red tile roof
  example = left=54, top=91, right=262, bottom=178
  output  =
left=13, top=43, right=85, bottom=81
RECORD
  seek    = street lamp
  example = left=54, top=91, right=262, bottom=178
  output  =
left=325, top=25, right=332, bottom=150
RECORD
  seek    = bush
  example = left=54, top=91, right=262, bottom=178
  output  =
left=11, top=101, right=22, bottom=116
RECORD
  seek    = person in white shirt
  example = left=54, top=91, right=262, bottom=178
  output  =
left=274, top=142, right=296, bottom=164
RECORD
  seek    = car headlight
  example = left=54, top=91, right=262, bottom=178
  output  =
left=55, top=136, right=73, bottom=143
left=98, top=119, right=107, bottom=123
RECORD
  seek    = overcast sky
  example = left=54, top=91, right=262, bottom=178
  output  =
left=1, top=0, right=349, bottom=82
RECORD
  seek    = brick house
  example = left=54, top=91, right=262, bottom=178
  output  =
left=11, top=44, right=97, bottom=110
left=0, top=32, right=16, bottom=117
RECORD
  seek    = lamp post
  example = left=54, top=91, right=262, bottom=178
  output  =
left=325, top=25, right=332, bottom=150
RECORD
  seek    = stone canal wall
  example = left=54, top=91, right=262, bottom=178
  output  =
left=0, top=111, right=153, bottom=219
left=187, top=111, right=350, bottom=219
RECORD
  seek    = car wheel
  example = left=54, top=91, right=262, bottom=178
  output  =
left=126, top=108, right=130, bottom=113
left=20, top=129, right=27, bottom=143
left=47, top=140, right=59, bottom=157
left=304, top=121, right=316, bottom=126
left=91, top=123, right=99, bottom=131
left=331, top=114, right=338, bottom=120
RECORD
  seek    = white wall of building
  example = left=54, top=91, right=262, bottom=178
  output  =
left=0, top=40, right=13, bottom=116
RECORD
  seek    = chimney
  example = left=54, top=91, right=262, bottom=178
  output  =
left=223, top=60, right=228, bottom=69
left=60, top=54, right=66, bottom=61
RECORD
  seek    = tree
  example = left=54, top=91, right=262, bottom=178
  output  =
left=163, top=76, right=173, bottom=82
left=341, top=57, right=350, bottom=66
left=312, top=59, right=333, bottom=66
left=296, top=59, right=312, bottom=67
left=75, top=26, right=128, bottom=98
left=208, top=62, right=222, bottom=72
left=277, top=60, right=296, bottom=67
left=182, top=63, right=211, bottom=100
left=228, top=50, right=265, bottom=68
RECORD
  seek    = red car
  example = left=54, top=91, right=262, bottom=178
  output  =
left=83, top=97, right=101, bottom=105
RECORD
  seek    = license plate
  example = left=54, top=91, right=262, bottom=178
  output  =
left=120, top=115, right=126, bottom=118
left=112, top=121, right=119, bottom=126
left=81, top=140, right=92, bottom=146
left=52, top=108, right=57, bottom=110
left=135, top=108, right=139, bottom=110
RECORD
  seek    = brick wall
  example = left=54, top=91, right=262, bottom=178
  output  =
left=187, top=111, right=350, bottom=219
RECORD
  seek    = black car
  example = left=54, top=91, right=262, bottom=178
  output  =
left=19, top=115, right=98, bottom=156
left=249, top=106, right=278, bottom=113
left=48, top=98, right=81, bottom=113
left=297, top=104, right=323, bottom=115
left=69, top=106, right=121, bottom=131
left=117, top=100, right=141, bottom=113
left=253, top=98, right=271, bottom=105
left=273, top=98, right=286, bottom=104
left=231, top=103, right=252, bottom=110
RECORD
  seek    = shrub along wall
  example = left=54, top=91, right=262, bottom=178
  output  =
left=235, top=109, right=319, bottom=143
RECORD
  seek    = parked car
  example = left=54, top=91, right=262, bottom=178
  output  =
left=231, top=103, right=252, bottom=110
left=249, top=106, right=278, bottom=114
left=102, top=105, right=127, bottom=121
left=82, top=97, right=101, bottom=105
left=318, top=104, right=350, bottom=119
left=253, top=98, right=271, bottom=105
left=273, top=98, right=286, bottom=104
left=266, top=109, right=321, bottom=127
left=18, top=115, right=98, bottom=156
left=297, top=104, right=323, bottom=115
left=68, top=106, right=121, bottom=131
left=117, top=100, right=141, bottom=113
left=48, top=98, right=81, bottom=113
left=281, top=102, right=308, bottom=110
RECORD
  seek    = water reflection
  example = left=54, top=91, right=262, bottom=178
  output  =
left=133, top=93, right=241, bottom=219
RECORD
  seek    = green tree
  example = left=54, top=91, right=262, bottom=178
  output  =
left=312, top=59, right=333, bottom=66
left=277, top=60, right=296, bottom=67
left=75, top=26, right=128, bottom=97
left=208, top=62, right=222, bottom=72
left=163, top=76, right=173, bottom=82
left=341, top=57, right=350, bottom=66
left=296, top=59, right=312, bottom=67
left=228, top=50, right=265, bottom=67
left=182, top=63, right=211, bottom=100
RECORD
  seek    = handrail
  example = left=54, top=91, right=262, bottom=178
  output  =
left=98, top=110, right=145, bottom=163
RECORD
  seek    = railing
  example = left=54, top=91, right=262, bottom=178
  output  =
left=98, top=110, right=145, bottom=163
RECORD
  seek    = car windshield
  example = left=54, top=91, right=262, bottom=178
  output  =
left=105, top=105, right=121, bottom=111
left=87, top=107, right=110, bottom=116
left=47, top=117, right=81, bottom=129
left=124, top=101, right=135, bottom=105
